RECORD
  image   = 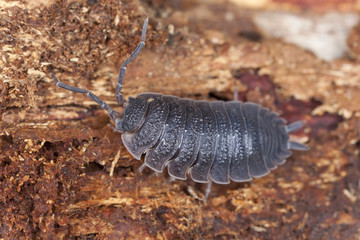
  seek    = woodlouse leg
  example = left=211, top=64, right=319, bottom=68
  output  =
left=116, top=17, right=149, bottom=106
left=187, top=185, right=202, bottom=200
left=137, top=163, right=161, bottom=177
left=137, top=162, right=148, bottom=173
left=203, top=181, right=213, bottom=202
left=168, top=176, right=177, bottom=183
left=50, top=74, right=121, bottom=122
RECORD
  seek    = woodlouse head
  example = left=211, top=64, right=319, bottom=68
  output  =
left=116, top=97, right=148, bottom=133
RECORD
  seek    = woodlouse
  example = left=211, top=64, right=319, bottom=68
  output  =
left=51, top=18, right=308, bottom=197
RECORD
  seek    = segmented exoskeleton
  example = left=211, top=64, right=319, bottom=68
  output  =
left=51, top=18, right=308, bottom=198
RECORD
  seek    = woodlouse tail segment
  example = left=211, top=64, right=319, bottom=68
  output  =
left=286, top=120, right=304, bottom=133
left=50, top=73, right=121, bottom=122
left=233, top=86, right=238, bottom=101
left=116, top=17, right=149, bottom=106
left=285, top=120, right=309, bottom=151
left=289, top=141, right=309, bottom=151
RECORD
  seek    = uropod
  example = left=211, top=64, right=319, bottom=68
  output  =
left=51, top=18, right=308, bottom=199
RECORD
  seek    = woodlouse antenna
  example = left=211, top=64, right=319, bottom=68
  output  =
left=50, top=74, right=121, bottom=122
left=116, top=17, right=149, bottom=106
left=50, top=18, right=149, bottom=123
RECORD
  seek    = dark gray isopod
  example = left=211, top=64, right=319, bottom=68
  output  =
left=51, top=18, right=308, bottom=195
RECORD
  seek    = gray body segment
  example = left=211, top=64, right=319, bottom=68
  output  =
left=144, top=96, right=186, bottom=172
left=189, top=101, right=218, bottom=183
left=121, top=93, right=297, bottom=184
left=242, top=103, right=270, bottom=178
left=167, top=99, right=203, bottom=180
left=209, top=101, right=232, bottom=184
left=225, top=102, right=251, bottom=182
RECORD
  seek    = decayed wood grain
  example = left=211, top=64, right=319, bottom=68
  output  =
left=1, top=0, right=360, bottom=239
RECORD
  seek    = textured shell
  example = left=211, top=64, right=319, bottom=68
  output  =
left=121, top=92, right=294, bottom=184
